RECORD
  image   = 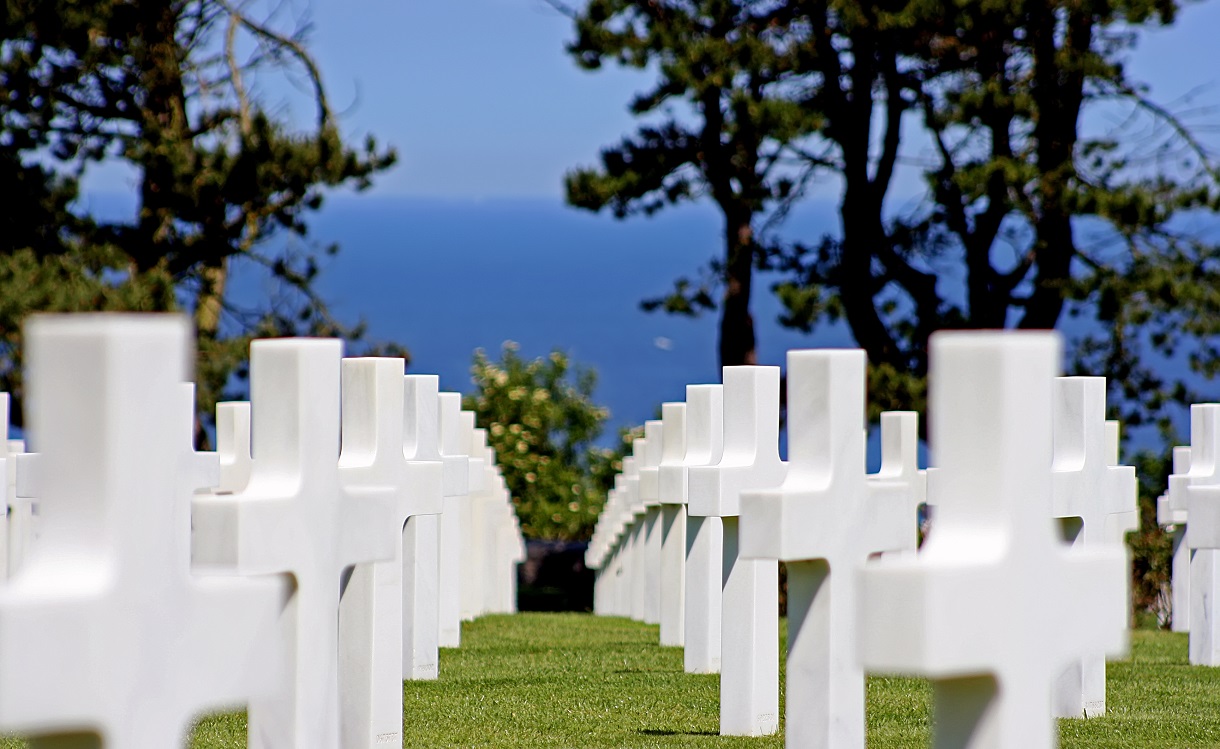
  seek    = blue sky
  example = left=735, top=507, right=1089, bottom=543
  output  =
left=82, top=0, right=1220, bottom=204
left=319, top=0, right=1220, bottom=201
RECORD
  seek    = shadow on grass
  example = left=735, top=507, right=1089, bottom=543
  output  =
left=638, top=728, right=720, bottom=737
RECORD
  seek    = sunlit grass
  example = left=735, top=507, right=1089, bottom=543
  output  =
left=0, top=616, right=1215, bottom=747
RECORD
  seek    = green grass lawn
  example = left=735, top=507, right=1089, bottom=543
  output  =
left=6, top=613, right=1220, bottom=747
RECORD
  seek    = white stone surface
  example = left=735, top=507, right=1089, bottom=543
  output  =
left=1049, top=377, right=1137, bottom=719
left=336, top=358, right=445, bottom=749
left=399, top=375, right=445, bottom=679
left=638, top=420, right=664, bottom=626
left=874, top=411, right=926, bottom=556
left=858, top=331, right=1128, bottom=749
left=215, top=401, right=253, bottom=493
left=191, top=338, right=399, bottom=749
left=740, top=350, right=923, bottom=749
left=688, top=366, right=786, bottom=737
left=178, top=383, right=221, bottom=496
left=437, top=392, right=470, bottom=648
left=0, top=394, right=15, bottom=579
left=1169, top=404, right=1220, bottom=664
left=1158, top=446, right=1191, bottom=631
left=0, top=314, right=284, bottom=747
left=459, top=411, right=487, bottom=623
left=626, top=447, right=649, bottom=622
left=656, top=402, right=687, bottom=647
left=669, top=385, right=724, bottom=673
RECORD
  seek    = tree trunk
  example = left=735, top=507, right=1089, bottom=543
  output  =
left=719, top=215, right=757, bottom=368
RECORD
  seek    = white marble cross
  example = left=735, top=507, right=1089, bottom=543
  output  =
left=688, top=366, right=786, bottom=737
left=1049, top=376, right=1137, bottom=718
left=624, top=448, right=646, bottom=621
left=177, top=383, right=221, bottom=495
left=858, top=331, right=1128, bottom=749
left=191, top=338, right=400, bottom=749
left=0, top=395, right=8, bottom=580
left=1169, top=404, right=1220, bottom=665
left=0, top=393, right=14, bottom=579
left=459, top=411, right=487, bottom=624
left=1158, top=446, right=1191, bottom=632
left=588, top=480, right=617, bottom=614
left=437, top=392, right=470, bottom=647
left=478, top=436, right=509, bottom=617
left=656, top=402, right=687, bottom=647
left=0, top=314, right=285, bottom=748
left=740, top=349, right=923, bottom=749
left=401, top=375, right=446, bottom=678
left=638, top=419, right=664, bottom=626
left=215, top=401, right=253, bottom=493
left=602, top=475, right=631, bottom=617
left=874, top=410, right=926, bottom=557
left=336, top=358, right=445, bottom=749
left=666, top=385, right=724, bottom=673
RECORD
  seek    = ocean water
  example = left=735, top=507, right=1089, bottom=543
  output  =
left=275, top=195, right=859, bottom=447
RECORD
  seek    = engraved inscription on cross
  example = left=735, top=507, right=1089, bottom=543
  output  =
left=858, top=332, right=1128, bottom=749
left=740, top=349, right=923, bottom=749
left=191, top=338, right=399, bottom=749
left=337, top=359, right=444, bottom=749
left=0, top=314, right=285, bottom=748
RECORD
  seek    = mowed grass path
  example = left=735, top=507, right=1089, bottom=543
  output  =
left=6, top=613, right=1220, bottom=747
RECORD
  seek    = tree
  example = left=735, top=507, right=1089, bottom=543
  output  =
left=0, top=0, right=399, bottom=438
left=769, top=0, right=1220, bottom=426
left=553, top=0, right=824, bottom=367
left=464, top=342, right=635, bottom=541
left=559, top=0, right=1220, bottom=430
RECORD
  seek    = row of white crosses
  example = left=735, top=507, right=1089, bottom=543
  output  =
left=0, top=313, right=524, bottom=749
left=1157, top=445, right=1191, bottom=633
left=1166, top=404, right=1220, bottom=664
left=587, top=332, right=1137, bottom=749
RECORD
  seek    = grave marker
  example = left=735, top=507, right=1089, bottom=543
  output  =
left=437, top=392, right=470, bottom=648
left=215, top=402, right=253, bottom=494
left=668, top=385, right=725, bottom=673
left=191, top=338, right=400, bottom=749
left=1158, top=446, right=1191, bottom=632
left=336, top=359, right=444, bottom=749
left=656, top=402, right=687, bottom=647
left=638, top=420, right=664, bottom=626
left=858, top=331, right=1127, bottom=749
left=740, top=350, right=923, bottom=749
left=0, top=314, right=284, bottom=748
left=1169, top=404, right=1220, bottom=665
left=459, top=411, right=486, bottom=623
left=401, top=375, right=446, bottom=678
left=1049, top=377, right=1137, bottom=718
left=688, top=366, right=786, bottom=736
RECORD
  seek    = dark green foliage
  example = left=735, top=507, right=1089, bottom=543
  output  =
left=464, top=343, right=637, bottom=541
left=555, top=0, right=827, bottom=367
left=1128, top=443, right=1178, bottom=628
left=0, top=0, right=400, bottom=437
left=558, top=0, right=1220, bottom=431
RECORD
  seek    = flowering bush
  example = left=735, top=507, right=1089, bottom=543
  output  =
left=464, top=342, right=633, bottom=541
